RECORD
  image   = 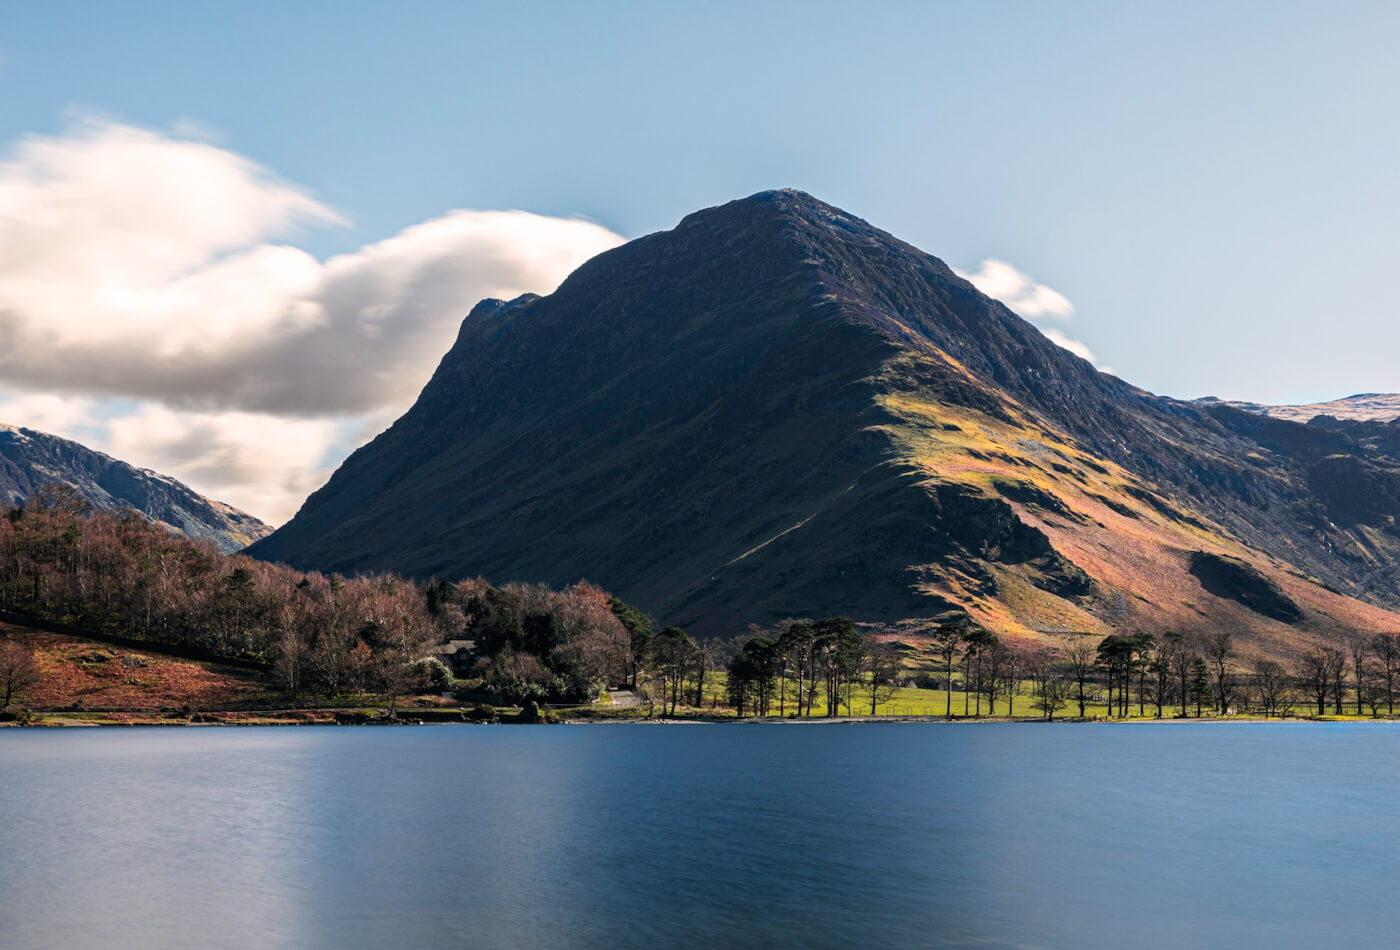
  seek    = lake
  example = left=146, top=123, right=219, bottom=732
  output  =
left=0, top=722, right=1396, bottom=949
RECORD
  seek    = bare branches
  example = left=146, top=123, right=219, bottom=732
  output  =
left=0, top=639, right=41, bottom=708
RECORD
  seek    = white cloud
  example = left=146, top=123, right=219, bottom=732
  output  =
left=0, top=119, right=624, bottom=415
left=1041, top=327, right=1097, bottom=364
left=956, top=258, right=1074, bottom=320
left=0, top=392, right=99, bottom=436
left=956, top=257, right=1105, bottom=366
left=0, top=119, right=626, bottom=525
left=102, top=406, right=343, bottom=525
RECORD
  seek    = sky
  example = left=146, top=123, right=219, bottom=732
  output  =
left=4, top=1, right=1400, bottom=524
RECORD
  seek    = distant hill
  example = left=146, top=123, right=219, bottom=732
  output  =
left=0, top=424, right=270, bottom=553
left=251, top=189, right=1400, bottom=655
left=1196, top=393, right=1400, bottom=424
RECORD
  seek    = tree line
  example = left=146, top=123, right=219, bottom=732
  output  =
left=4, top=486, right=1395, bottom=720
left=0, top=487, right=634, bottom=708
left=723, top=618, right=900, bottom=717
left=984, top=627, right=1400, bottom=720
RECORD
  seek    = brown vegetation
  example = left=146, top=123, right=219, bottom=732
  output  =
left=0, top=495, right=637, bottom=712
left=2, top=624, right=262, bottom=710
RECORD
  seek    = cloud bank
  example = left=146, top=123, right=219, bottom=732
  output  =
left=0, top=120, right=625, bottom=524
left=957, top=258, right=1101, bottom=366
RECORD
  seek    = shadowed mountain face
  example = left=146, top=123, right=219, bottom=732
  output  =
left=0, top=424, right=270, bottom=553
left=250, top=190, right=1400, bottom=649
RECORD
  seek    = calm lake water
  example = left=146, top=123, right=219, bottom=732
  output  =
left=1, top=722, right=1397, bottom=949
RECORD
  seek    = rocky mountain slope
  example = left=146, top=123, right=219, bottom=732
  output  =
left=0, top=424, right=270, bottom=553
left=250, top=190, right=1400, bottom=654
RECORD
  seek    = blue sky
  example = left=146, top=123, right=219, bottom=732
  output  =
left=3, top=1, right=1399, bottom=520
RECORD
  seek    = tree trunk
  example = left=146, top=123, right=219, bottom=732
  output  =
left=945, top=659, right=953, bottom=719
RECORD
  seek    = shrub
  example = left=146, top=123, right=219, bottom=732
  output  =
left=414, top=656, right=457, bottom=691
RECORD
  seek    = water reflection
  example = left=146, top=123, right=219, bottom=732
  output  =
left=2, top=723, right=1399, bottom=949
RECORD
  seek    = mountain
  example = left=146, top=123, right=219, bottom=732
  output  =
left=0, top=424, right=270, bottom=553
left=250, top=190, right=1400, bottom=654
left=1197, top=393, right=1400, bottom=424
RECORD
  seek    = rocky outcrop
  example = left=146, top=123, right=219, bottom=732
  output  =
left=0, top=424, right=270, bottom=553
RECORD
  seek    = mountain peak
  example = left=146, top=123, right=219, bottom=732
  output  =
left=252, top=190, right=1400, bottom=649
left=671, top=188, right=876, bottom=240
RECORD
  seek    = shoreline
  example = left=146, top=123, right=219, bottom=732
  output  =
left=5, top=711, right=1397, bottom=728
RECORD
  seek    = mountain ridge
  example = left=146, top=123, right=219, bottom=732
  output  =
left=250, top=189, right=1400, bottom=654
left=0, top=423, right=271, bottom=553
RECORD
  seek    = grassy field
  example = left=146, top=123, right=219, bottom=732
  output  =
left=630, top=668, right=1387, bottom=721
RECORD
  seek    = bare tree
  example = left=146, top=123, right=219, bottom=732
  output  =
left=1297, top=646, right=1343, bottom=716
left=1168, top=633, right=1195, bottom=718
left=1026, top=648, right=1069, bottom=721
left=980, top=637, right=1009, bottom=715
left=1204, top=631, right=1235, bottom=716
left=693, top=637, right=724, bottom=707
left=26, top=482, right=93, bottom=517
left=0, top=639, right=41, bottom=708
left=1348, top=635, right=1370, bottom=717
left=1061, top=636, right=1098, bottom=719
left=1001, top=647, right=1027, bottom=717
left=1330, top=645, right=1347, bottom=715
left=638, top=666, right=666, bottom=718
left=861, top=639, right=902, bottom=715
left=1373, top=633, right=1400, bottom=716
left=1251, top=659, right=1291, bottom=718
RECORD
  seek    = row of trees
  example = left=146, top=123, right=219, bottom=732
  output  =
left=930, top=623, right=1045, bottom=717
left=1279, top=635, right=1400, bottom=717
left=723, top=618, right=903, bottom=718
left=1042, top=629, right=1400, bottom=720
left=0, top=491, right=452, bottom=704
left=717, top=620, right=1080, bottom=721
left=7, top=487, right=1396, bottom=720
left=808, top=623, right=1400, bottom=722
left=0, top=490, right=637, bottom=707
